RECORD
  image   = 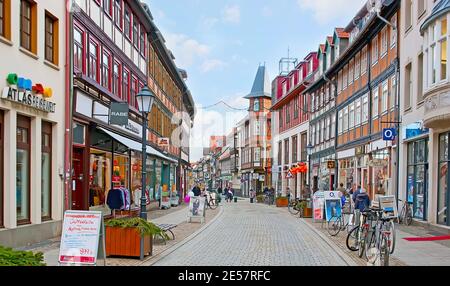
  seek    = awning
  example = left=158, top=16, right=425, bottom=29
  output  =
left=99, top=127, right=178, bottom=164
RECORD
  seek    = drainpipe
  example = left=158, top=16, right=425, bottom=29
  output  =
left=64, top=0, right=74, bottom=211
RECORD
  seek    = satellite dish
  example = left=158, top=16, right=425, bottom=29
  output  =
left=366, top=0, right=383, bottom=13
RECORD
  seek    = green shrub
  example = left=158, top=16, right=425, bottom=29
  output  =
left=0, top=246, right=46, bottom=266
left=256, top=195, right=264, bottom=203
left=105, top=217, right=169, bottom=240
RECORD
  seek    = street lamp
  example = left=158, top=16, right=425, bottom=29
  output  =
left=136, top=85, right=155, bottom=260
left=306, top=143, right=313, bottom=197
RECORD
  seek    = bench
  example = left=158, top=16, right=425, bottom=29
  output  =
left=154, top=223, right=177, bottom=244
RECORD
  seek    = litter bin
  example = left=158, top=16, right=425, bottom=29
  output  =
left=234, top=197, right=238, bottom=203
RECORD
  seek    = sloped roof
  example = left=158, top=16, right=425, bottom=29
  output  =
left=244, top=65, right=271, bottom=99
left=421, top=0, right=450, bottom=34
left=335, top=28, right=350, bottom=38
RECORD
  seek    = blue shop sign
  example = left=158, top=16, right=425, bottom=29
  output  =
left=403, top=122, right=429, bottom=140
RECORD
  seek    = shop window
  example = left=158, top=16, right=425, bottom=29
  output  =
left=407, top=140, right=429, bottom=221
left=438, top=133, right=449, bottom=225
left=89, top=149, right=112, bottom=208
left=17, top=115, right=31, bottom=225
left=20, top=0, right=37, bottom=54
left=41, top=121, right=52, bottom=220
left=45, top=11, right=59, bottom=65
left=0, top=111, right=3, bottom=227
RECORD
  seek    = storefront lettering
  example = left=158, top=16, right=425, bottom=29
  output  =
left=2, top=87, right=56, bottom=113
left=124, top=122, right=139, bottom=134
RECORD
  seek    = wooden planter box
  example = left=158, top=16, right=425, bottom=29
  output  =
left=303, top=207, right=313, bottom=218
left=105, top=226, right=152, bottom=258
left=276, top=197, right=289, bottom=207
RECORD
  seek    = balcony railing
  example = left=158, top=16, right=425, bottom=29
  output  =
left=424, top=92, right=450, bottom=128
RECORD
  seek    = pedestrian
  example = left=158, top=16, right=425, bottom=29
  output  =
left=269, top=187, right=275, bottom=205
left=228, top=187, right=234, bottom=202
left=249, top=189, right=255, bottom=203
left=192, top=184, right=201, bottom=197
left=286, top=187, right=291, bottom=200
left=355, top=187, right=371, bottom=212
left=337, top=183, right=347, bottom=197
left=217, top=186, right=223, bottom=195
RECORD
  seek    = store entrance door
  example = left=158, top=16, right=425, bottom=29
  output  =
left=72, top=148, right=85, bottom=210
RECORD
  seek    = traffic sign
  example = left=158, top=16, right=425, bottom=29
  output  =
left=286, top=171, right=293, bottom=179
left=383, top=128, right=396, bottom=141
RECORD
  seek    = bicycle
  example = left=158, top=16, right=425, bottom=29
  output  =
left=204, top=192, right=218, bottom=210
left=398, top=199, right=413, bottom=226
left=365, top=209, right=395, bottom=266
left=328, top=206, right=357, bottom=237
left=288, top=197, right=301, bottom=216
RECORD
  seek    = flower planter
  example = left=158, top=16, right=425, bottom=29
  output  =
left=105, top=226, right=152, bottom=258
left=276, top=197, right=289, bottom=207
left=303, top=207, right=313, bottom=218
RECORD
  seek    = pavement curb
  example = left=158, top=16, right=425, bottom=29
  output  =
left=140, top=206, right=225, bottom=266
left=300, top=219, right=358, bottom=266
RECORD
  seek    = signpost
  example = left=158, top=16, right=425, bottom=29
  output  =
left=58, top=211, right=106, bottom=266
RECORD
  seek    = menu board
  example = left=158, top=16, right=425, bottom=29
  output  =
left=58, top=211, right=104, bottom=265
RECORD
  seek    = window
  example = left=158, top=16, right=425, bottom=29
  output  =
left=391, top=15, right=397, bottom=48
left=254, top=120, right=261, bottom=136
left=343, top=106, right=349, bottom=132
left=103, top=0, right=112, bottom=16
left=405, top=0, right=412, bottom=30
left=372, top=36, right=379, bottom=64
left=381, top=28, right=388, bottom=57
left=418, top=53, right=424, bottom=103
left=337, top=71, right=342, bottom=93
left=372, top=87, right=379, bottom=118
left=44, top=12, right=58, bottom=65
left=440, top=18, right=447, bottom=81
left=41, top=121, right=52, bottom=220
left=74, top=27, right=84, bottom=72
left=130, top=77, right=138, bottom=108
left=254, top=148, right=261, bottom=163
left=418, top=0, right=425, bottom=19
left=279, top=110, right=283, bottom=129
left=88, top=39, right=99, bottom=82
left=101, top=49, right=111, bottom=90
left=290, top=75, right=295, bottom=90
left=294, top=97, right=299, bottom=119
left=292, top=136, right=298, bottom=163
left=113, top=61, right=121, bottom=98
left=361, top=47, right=368, bottom=74
left=331, top=114, right=336, bottom=138
left=133, top=17, right=139, bottom=48
left=0, top=0, right=5, bottom=37
left=284, top=139, right=289, bottom=165
left=381, top=81, right=388, bottom=113
left=282, top=81, right=287, bottom=95
left=140, top=27, right=146, bottom=56
left=254, top=99, right=260, bottom=112
left=17, top=115, right=30, bottom=225
left=73, top=123, right=85, bottom=145
left=338, top=110, right=343, bottom=134
left=349, top=60, right=354, bottom=85
left=405, top=63, right=412, bottom=109
left=315, top=122, right=319, bottom=145
left=321, top=119, right=325, bottom=143
left=286, top=104, right=290, bottom=124
left=343, top=66, right=347, bottom=89
left=362, top=94, right=369, bottom=123
left=349, top=102, right=354, bottom=129
left=311, top=124, right=315, bottom=146
left=114, top=0, right=122, bottom=28
left=122, top=68, right=130, bottom=103
left=278, top=141, right=282, bottom=165
left=124, top=6, right=131, bottom=40
left=355, top=98, right=361, bottom=126
left=20, top=0, right=36, bottom=53
left=390, top=75, right=397, bottom=109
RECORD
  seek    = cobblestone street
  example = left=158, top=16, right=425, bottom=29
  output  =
left=153, top=201, right=354, bottom=266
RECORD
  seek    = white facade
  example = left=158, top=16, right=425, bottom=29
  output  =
left=0, top=0, right=66, bottom=247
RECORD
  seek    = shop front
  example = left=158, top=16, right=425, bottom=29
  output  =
left=369, top=149, right=391, bottom=198
left=438, top=132, right=450, bottom=226
left=406, top=140, right=428, bottom=220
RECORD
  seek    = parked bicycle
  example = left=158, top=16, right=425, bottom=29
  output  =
left=398, top=199, right=413, bottom=226
left=364, top=209, right=396, bottom=266
left=204, top=192, right=218, bottom=210
left=327, top=206, right=357, bottom=237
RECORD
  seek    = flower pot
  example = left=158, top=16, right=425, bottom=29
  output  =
left=105, top=226, right=152, bottom=258
left=276, top=197, right=289, bottom=207
left=303, top=207, right=313, bottom=218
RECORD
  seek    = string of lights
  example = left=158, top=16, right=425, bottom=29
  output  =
left=196, top=100, right=313, bottom=114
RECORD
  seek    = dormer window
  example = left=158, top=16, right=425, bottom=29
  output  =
left=309, top=60, right=314, bottom=75
left=290, top=75, right=295, bottom=91
left=282, top=82, right=287, bottom=95
left=254, top=99, right=260, bottom=112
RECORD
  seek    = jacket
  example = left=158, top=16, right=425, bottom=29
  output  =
left=107, top=188, right=124, bottom=210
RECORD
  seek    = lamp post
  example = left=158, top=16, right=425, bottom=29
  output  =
left=307, top=143, right=313, bottom=198
left=136, top=85, right=155, bottom=260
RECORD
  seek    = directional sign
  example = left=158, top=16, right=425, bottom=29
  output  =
left=383, top=128, right=396, bottom=141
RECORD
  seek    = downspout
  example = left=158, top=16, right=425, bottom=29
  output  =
left=64, top=0, right=74, bottom=211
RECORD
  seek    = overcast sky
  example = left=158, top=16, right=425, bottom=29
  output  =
left=144, top=0, right=366, bottom=162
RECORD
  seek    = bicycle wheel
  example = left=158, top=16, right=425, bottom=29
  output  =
left=365, top=231, right=378, bottom=264
left=288, top=201, right=300, bottom=215
left=346, top=226, right=359, bottom=251
left=327, top=216, right=342, bottom=236
left=405, top=206, right=413, bottom=226
left=358, top=227, right=367, bottom=258
left=387, top=220, right=396, bottom=254
left=209, top=199, right=218, bottom=210
left=380, top=235, right=390, bottom=266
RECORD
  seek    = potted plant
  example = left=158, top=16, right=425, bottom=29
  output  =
left=276, top=196, right=289, bottom=207
left=105, top=217, right=169, bottom=258
left=0, top=246, right=46, bottom=266
left=256, top=194, right=264, bottom=203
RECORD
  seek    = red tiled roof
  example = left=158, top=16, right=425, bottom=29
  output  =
left=335, top=28, right=350, bottom=38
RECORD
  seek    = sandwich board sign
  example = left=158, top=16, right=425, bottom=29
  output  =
left=58, top=211, right=106, bottom=266
left=324, top=191, right=342, bottom=222
left=378, top=195, right=398, bottom=219
left=187, top=196, right=206, bottom=224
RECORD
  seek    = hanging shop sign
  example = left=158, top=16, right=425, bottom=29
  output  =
left=109, top=102, right=129, bottom=126
left=2, top=73, right=56, bottom=113
left=383, top=128, right=396, bottom=141
left=58, top=211, right=105, bottom=266
left=158, top=138, right=170, bottom=147
left=327, top=160, right=336, bottom=169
